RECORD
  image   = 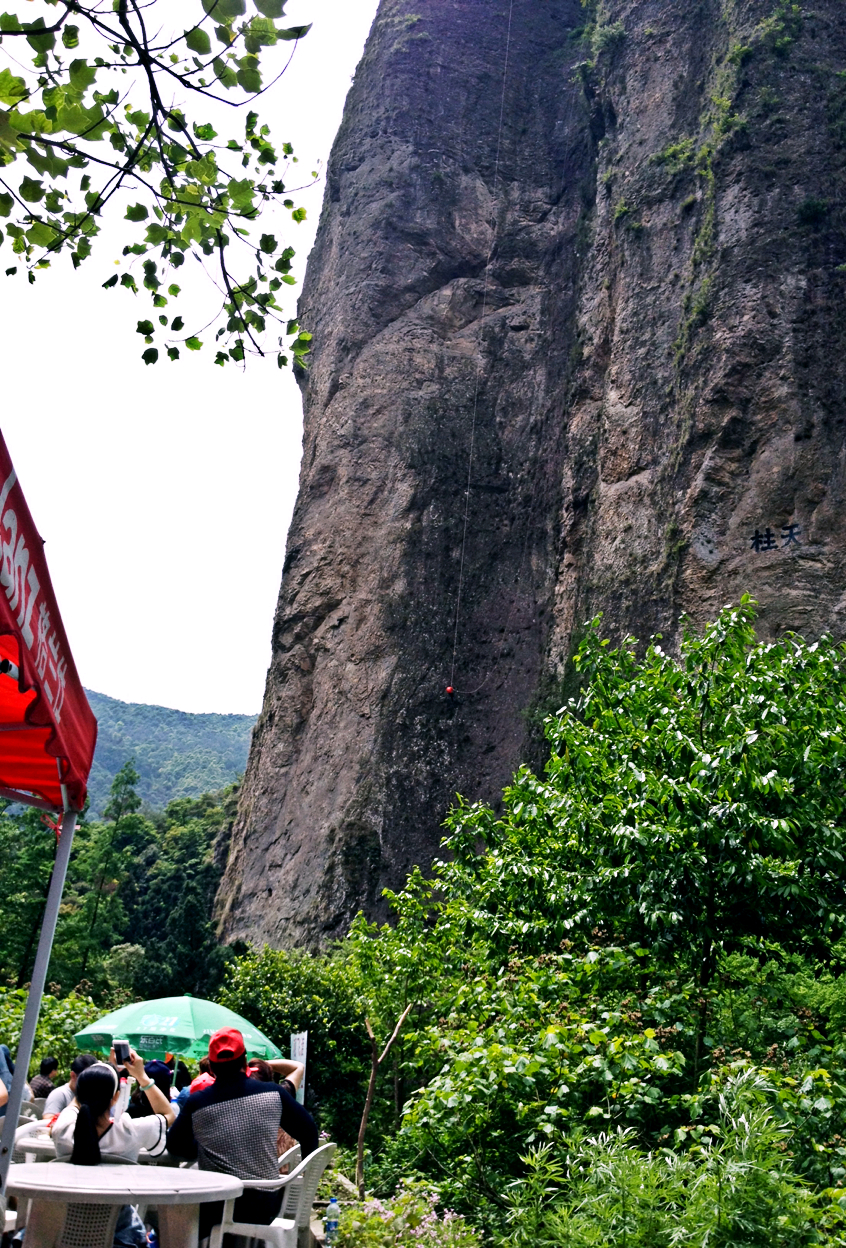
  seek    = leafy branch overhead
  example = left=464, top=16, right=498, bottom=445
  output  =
left=0, top=0, right=314, bottom=367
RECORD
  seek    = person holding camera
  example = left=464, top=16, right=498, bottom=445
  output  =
left=51, top=1047, right=175, bottom=1164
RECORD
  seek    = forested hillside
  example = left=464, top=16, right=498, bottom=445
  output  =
left=0, top=765, right=237, bottom=999
left=85, top=689, right=256, bottom=815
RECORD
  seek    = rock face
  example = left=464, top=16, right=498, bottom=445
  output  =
left=217, top=0, right=846, bottom=949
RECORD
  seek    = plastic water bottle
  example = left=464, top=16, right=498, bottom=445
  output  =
left=325, top=1197, right=340, bottom=1245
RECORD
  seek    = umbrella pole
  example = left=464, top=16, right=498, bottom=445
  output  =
left=0, top=809, right=78, bottom=1197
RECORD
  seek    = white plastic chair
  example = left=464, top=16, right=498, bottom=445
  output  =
left=278, top=1143, right=301, bottom=1173
left=12, top=1118, right=54, bottom=1163
left=24, top=1199, right=121, bottom=1248
left=208, top=1142, right=336, bottom=1248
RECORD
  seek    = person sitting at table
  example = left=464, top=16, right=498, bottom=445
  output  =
left=42, top=1052, right=98, bottom=1119
left=247, top=1060, right=302, bottom=1169
left=188, top=1056, right=215, bottom=1096
left=52, top=1050, right=176, bottom=1162
left=47, top=1054, right=176, bottom=1248
left=166, top=1027, right=318, bottom=1241
left=30, top=1055, right=59, bottom=1099
left=127, top=1059, right=171, bottom=1119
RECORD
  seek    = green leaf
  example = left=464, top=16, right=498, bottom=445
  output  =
left=125, top=203, right=148, bottom=222
left=136, top=319, right=154, bottom=336
left=102, top=273, right=118, bottom=288
left=26, top=221, right=55, bottom=247
left=141, top=347, right=158, bottom=365
left=68, top=59, right=97, bottom=95
left=120, top=273, right=138, bottom=293
left=236, top=56, right=261, bottom=93
left=259, top=233, right=277, bottom=253
left=24, top=17, right=55, bottom=54
left=227, top=177, right=255, bottom=210
left=278, top=24, right=311, bottom=40
left=0, top=192, right=13, bottom=217
left=212, top=57, right=238, bottom=89
left=171, top=316, right=184, bottom=331
left=184, top=26, right=212, bottom=56
left=62, top=24, right=80, bottom=50
left=254, top=0, right=286, bottom=16
left=167, top=346, right=180, bottom=361
left=245, top=16, right=278, bottom=53
left=202, top=0, right=246, bottom=19
left=0, top=69, right=26, bottom=108
left=19, top=176, right=44, bottom=203
left=214, top=350, right=228, bottom=366
left=185, top=336, right=203, bottom=351
left=193, top=121, right=218, bottom=141
left=167, top=284, right=181, bottom=297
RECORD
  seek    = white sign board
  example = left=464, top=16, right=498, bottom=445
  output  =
left=290, top=1030, right=308, bottom=1105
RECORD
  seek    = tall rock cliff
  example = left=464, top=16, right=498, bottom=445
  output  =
left=217, top=0, right=846, bottom=949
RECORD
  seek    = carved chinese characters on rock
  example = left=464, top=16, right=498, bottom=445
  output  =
left=750, top=524, right=801, bottom=553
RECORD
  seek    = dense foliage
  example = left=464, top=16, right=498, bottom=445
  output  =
left=9, top=598, right=846, bottom=1245
left=0, top=0, right=314, bottom=366
left=217, top=600, right=846, bottom=1243
left=0, top=763, right=236, bottom=1001
left=85, top=687, right=254, bottom=816
left=0, top=986, right=99, bottom=1073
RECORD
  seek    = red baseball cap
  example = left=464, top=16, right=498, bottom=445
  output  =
left=208, top=1027, right=246, bottom=1062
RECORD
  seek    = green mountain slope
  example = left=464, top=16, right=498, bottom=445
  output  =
left=84, top=689, right=256, bottom=814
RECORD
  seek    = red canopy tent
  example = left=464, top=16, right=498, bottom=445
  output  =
left=0, top=431, right=97, bottom=1199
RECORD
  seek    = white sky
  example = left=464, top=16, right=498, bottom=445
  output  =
left=0, top=0, right=380, bottom=714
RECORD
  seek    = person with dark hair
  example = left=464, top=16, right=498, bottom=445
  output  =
left=188, top=1055, right=215, bottom=1095
left=127, top=1060, right=171, bottom=1119
left=50, top=1054, right=175, bottom=1248
left=167, top=1027, right=318, bottom=1241
left=42, top=1053, right=98, bottom=1119
left=247, top=1060, right=300, bottom=1166
left=52, top=1049, right=175, bottom=1164
left=247, top=1055, right=305, bottom=1099
left=30, top=1056, right=59, bottom=1099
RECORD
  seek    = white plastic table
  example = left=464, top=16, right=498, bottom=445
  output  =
left=7, top=1161, right=243, bottom=1248
left=16, top=1134, right=56, bottom=1162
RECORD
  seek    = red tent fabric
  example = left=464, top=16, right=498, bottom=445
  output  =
left=0, top=432, right=97, bottom=811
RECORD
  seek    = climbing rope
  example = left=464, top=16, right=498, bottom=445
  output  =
left=449, top=0, right=516, bottom=693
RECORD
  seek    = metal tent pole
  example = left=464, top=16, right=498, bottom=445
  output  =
left=0, top=808, right=78, bottom=1197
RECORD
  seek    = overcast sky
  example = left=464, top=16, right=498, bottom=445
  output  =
left=0, top=0, right=380, bottom=715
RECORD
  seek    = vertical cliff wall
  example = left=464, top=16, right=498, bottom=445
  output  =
left=217, top=0, right=846, bottom=949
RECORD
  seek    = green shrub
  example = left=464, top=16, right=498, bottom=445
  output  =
left=497, top=1072, right=821, bottom=1247
left=218, top=945, right=370, bottom=1144
left=0, top=987, right=100, bottom=1078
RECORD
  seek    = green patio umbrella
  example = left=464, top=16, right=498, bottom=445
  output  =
left=74, top=994, right=282, bottom=1062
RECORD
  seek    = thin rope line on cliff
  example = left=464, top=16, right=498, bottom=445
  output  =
left=449, top=0, right=515, bottom=690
